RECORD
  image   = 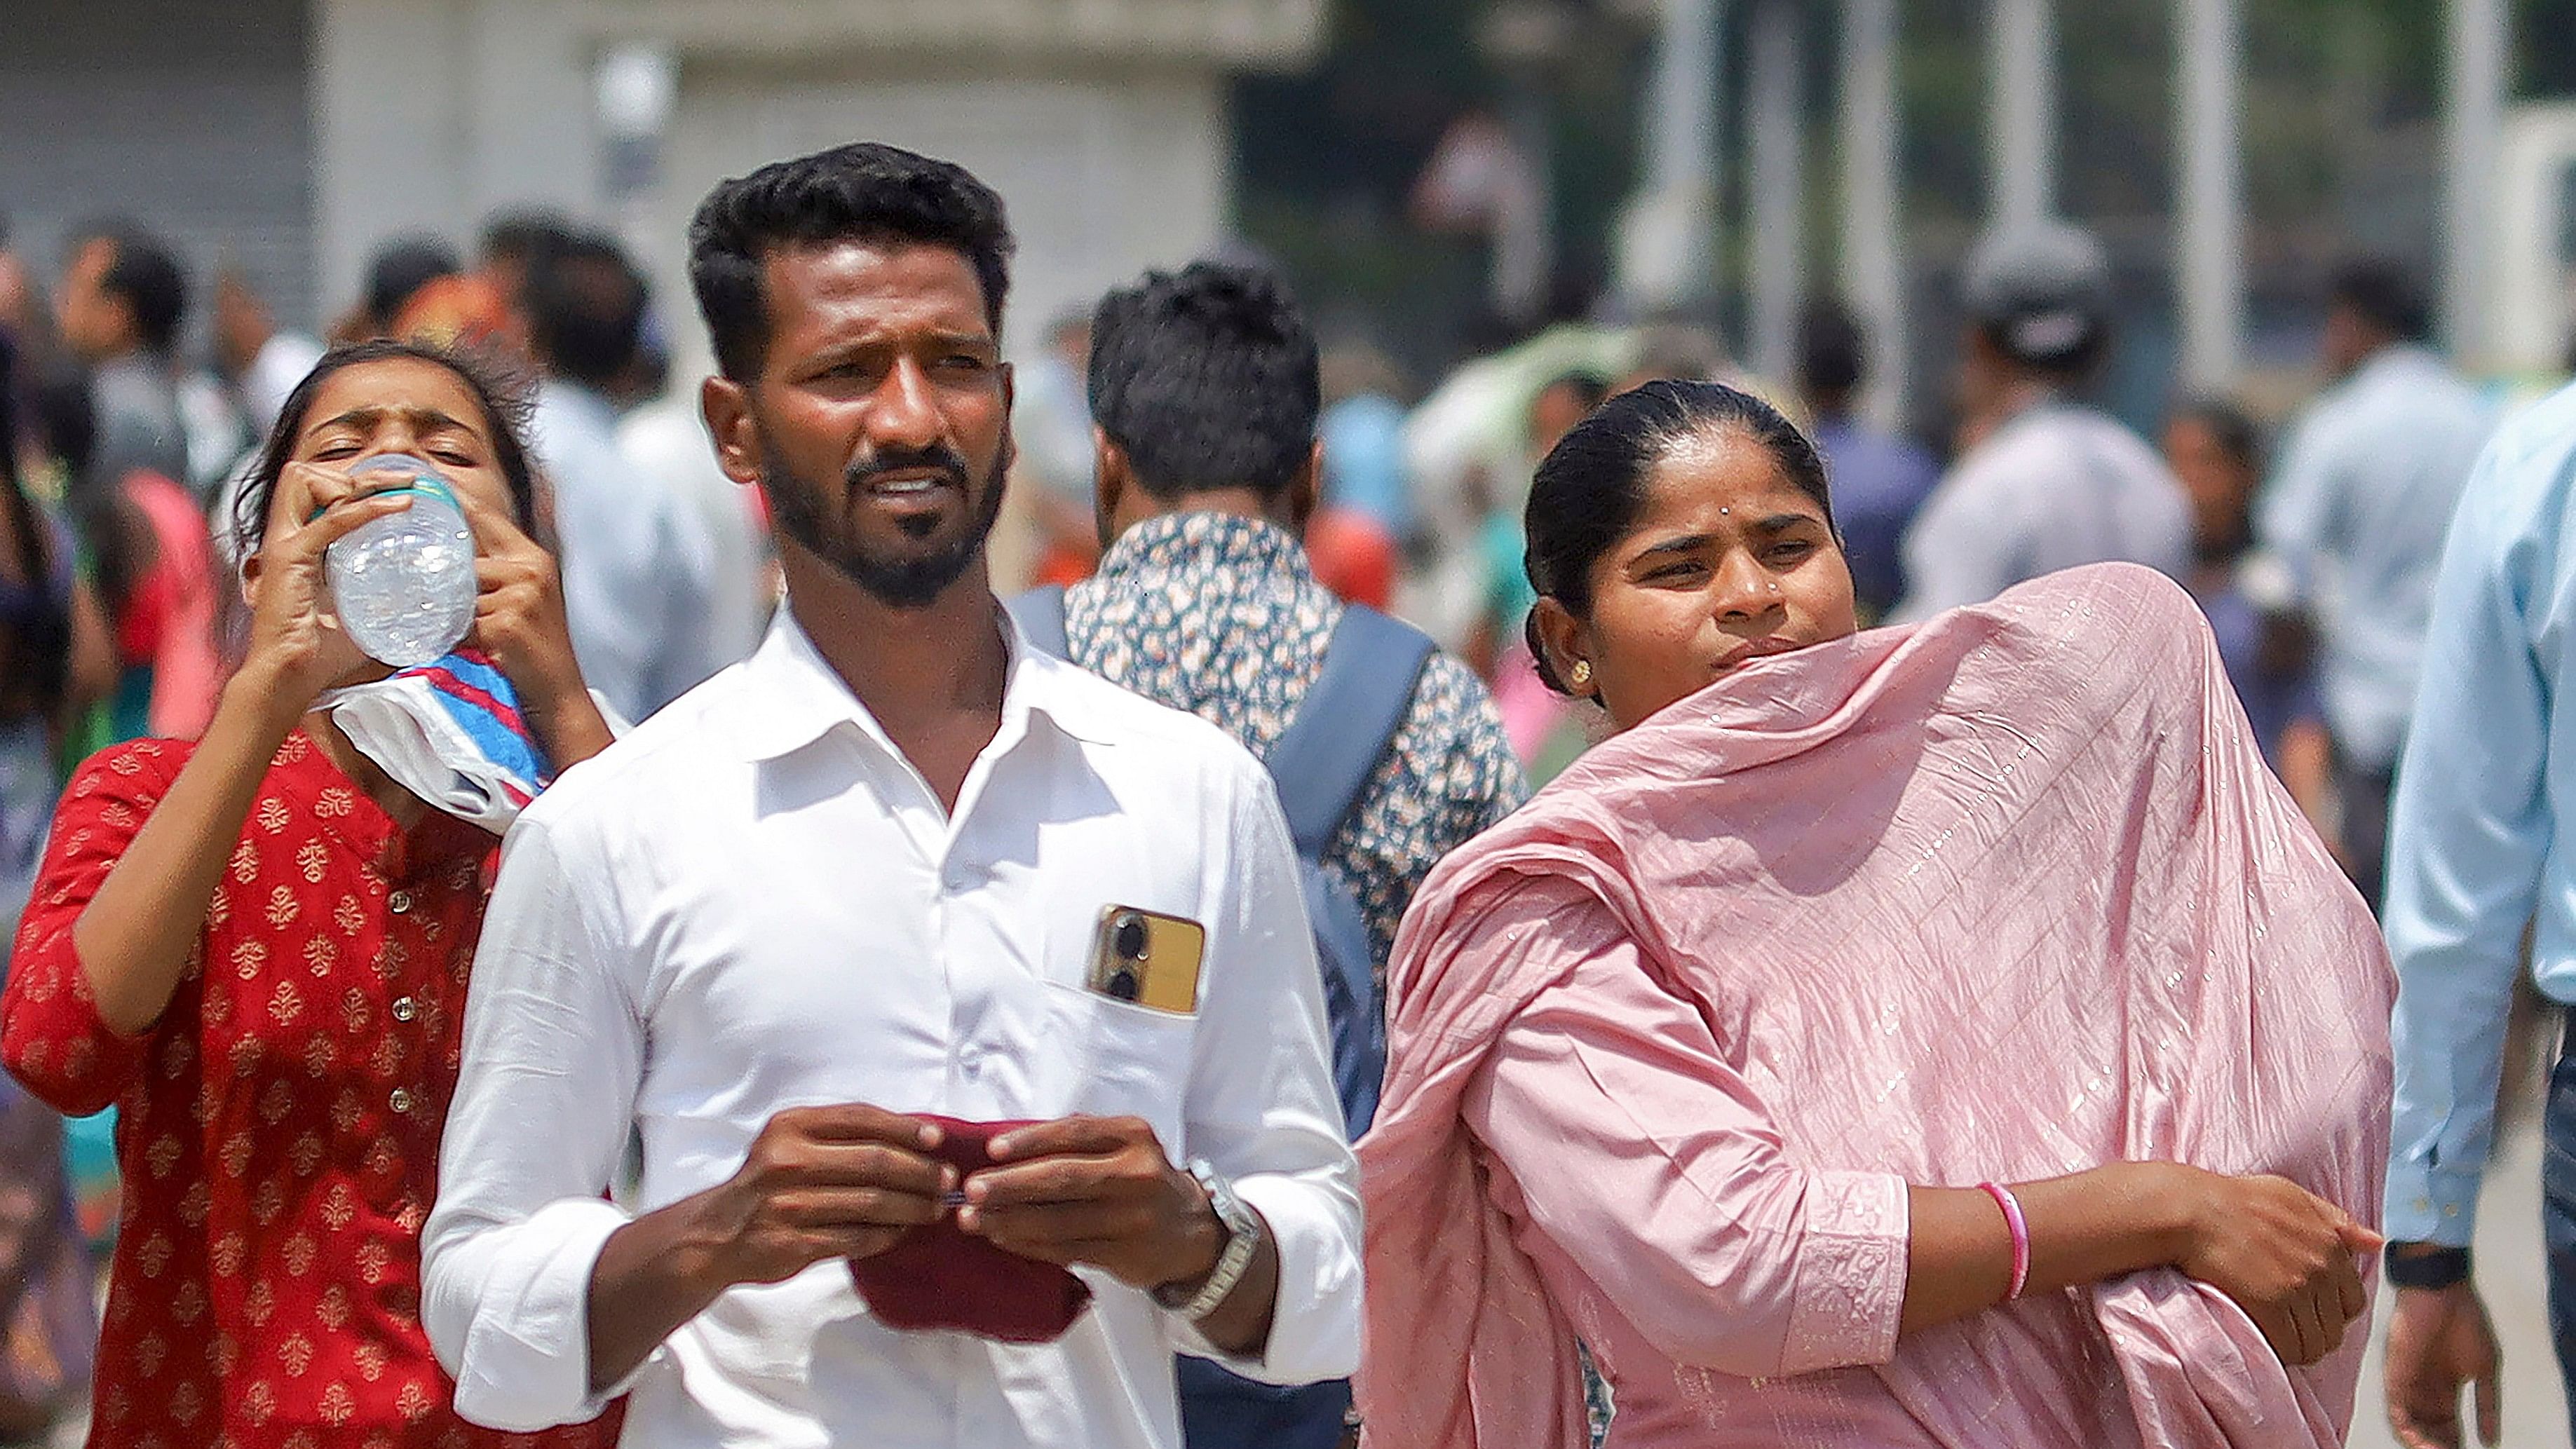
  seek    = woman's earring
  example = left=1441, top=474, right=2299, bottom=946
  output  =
left=1568, top=660, right=1593, bottom=691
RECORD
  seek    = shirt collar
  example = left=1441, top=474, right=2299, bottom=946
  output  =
left=1093, top=510, right=1315, bottom=587
left=726, top=599, right=1117, bottom=764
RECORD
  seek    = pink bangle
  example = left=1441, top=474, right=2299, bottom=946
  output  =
left=1980, top=1182, right=2031, bottom=1300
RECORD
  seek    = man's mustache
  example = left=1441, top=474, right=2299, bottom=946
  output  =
left=846, top=445, right=972, bottom=491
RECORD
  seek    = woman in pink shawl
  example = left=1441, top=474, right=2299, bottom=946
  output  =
left=1357, top=381, right=2394, bottom=1449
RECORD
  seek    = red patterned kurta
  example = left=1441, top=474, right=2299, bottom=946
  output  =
left=0, top=733, right=621, bottom=1449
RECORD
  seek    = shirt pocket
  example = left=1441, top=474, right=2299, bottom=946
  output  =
left=1038, top=979, right=1196, bottom=1157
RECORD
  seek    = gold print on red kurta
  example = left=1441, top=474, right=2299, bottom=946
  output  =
left=211, top=1232, right=245, bottom=1279
left=267, top=978, right=303, bottom=1026
left=279, top=1333, right=314, bottom=1377
left=265, top=885, right=301, bottom=927
left=296, top=840, right=328, bottom=883
left=320, top=1181, right=356, bottom=1232
left=257, top=796, right=291, bottom=834
left=320, top=1380, right=355, bottom=1426
left=283, top=1232, right=318, bottom=1277
left=231, top=939, right=266, bottom=981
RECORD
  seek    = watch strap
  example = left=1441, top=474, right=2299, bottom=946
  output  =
left=2383, top=1243, right=2472, bottom=1291
left=1157, top=1159, right=1261, bottom=1322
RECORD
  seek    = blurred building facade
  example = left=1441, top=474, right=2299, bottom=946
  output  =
left=1, top=0, right=1324, bottom=368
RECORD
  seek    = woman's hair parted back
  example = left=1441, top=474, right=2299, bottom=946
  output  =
left=229, top=338, right=541, bottom=562
left=1521, top=379, right=1836, bottom=693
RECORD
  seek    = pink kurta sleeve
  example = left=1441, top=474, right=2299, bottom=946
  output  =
left=1457, top=878, right=1911, bottom=1381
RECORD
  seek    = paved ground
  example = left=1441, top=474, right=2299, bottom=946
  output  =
left=2350, top=1103, right=2568, bottom=1449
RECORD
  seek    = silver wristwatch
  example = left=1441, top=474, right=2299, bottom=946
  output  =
left=1153, top=1158, right=1263, bottom=1323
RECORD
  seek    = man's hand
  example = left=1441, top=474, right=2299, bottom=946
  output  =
left=961, top=1114, right=1280, bottom=1356
left=691, top=1105, right=953, bottom=1286
left=958, top=1115, right=1218, bottom=1291
left=2385, top=1282, right=2503, bottom=1448
left=586, top=1104, right=953, bottom=1394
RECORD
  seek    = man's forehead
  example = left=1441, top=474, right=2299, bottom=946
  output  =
left=761, top=238, right=993, bottom=332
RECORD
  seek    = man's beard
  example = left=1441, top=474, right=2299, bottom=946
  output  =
left=763, top=441, right=1009, bottom=609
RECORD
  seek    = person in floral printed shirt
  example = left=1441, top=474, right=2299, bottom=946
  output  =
left=1064, top=262, right=1526, bottom=976
left=0, top=339, right=621, bottom=1449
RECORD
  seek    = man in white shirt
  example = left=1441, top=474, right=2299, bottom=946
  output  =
left=1895, top=221, right=2191, bottom=620
left=421, top=141, right=1360, bottom=1449
left=525, top=229, right=733, bottom=721
left=2258, top=257, right=2493, bottom=912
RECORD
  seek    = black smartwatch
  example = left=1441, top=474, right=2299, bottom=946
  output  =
left=2383, top=1243, right=2473, bottom=1291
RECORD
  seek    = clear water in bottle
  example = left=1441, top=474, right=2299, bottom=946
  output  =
left=327, top=453, right=477, bottom=669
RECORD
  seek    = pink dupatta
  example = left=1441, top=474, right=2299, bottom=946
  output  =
left=1357, top=564, right=2394, bottom=1448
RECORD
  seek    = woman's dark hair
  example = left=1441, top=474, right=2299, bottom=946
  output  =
left=230, top=338, right=539, bottom=559
left=1522, top=379, right=1835, bottom=694
left=0, top=332, right=74, bottom=719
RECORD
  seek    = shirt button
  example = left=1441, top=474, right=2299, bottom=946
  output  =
left=388, top=890, right=414, bottom=915
left=390, top=997, right=417, bottom=1023
left=388, top=1088, right=416, bottom=1115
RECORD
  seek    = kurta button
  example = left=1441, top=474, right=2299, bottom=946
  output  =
left=388, top=1088, right=415, bottom=1115
left=388, top=890, right=414, bottom=915
left=391, top=997, right=417, bottom=1023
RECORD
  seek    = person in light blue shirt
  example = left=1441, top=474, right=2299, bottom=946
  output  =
left=2379, top=379, right=2576, bottom=1448
left=2260, top=258, right=2494, bottom=912
left=1317, top=346, right=1413, bottom=543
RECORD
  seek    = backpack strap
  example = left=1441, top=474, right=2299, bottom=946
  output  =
left=1265, top=605, right=1435, bottom=858
left=1004, top=584, right=1072, bottom=661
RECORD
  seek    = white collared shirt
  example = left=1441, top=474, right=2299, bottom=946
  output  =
left=421, top=605, right=1361, bottom=1449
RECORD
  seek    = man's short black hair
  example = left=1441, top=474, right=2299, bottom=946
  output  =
left=365, top=236, right=462, bottom=328
left=93, top=227, right=187, bottom=356
left=2329, top=256, right=2432, bottom=343
left=1088, top=261, right=1320, bottom=504
left=527, top=229, right=646, bottom=392
left=1796, top=298, right=1867, bottom=402
left=687, top=142, right=1015, bottom=383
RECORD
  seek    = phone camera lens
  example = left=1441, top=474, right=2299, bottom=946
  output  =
left=1113, top=914, right=1149, bottom=962
left=1107, top=967, right=1141, bottom=1001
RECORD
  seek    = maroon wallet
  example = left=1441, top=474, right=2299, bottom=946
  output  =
left=846, top=1115, right=1094, bottom=1344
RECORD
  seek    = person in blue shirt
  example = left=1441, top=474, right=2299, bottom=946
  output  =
left=2160, top=397, right=2331, bottom=822
left=2260, top=258, right=2493, bottom=913
left=2380, top=380, right=2576, bottom=1448
left=1796, top=299, right=1938, bottom=622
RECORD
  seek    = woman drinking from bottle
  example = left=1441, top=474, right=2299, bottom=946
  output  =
left=1, top=339, right=620, bottom=1448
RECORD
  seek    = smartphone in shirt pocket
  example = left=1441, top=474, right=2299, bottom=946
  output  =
left=1086, top=905, right=1205, bottom=1016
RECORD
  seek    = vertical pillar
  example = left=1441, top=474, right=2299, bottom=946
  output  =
left=1617, top=0, right=1724, bottom=311
left=2442, top=0, right=2507, bottom=364
left=1839, top=0, right=1908, bottom=427
left=1989, top=0, right=2056, bottom=227
left=1747, top=0, right=1804, bottom=386
left=2175, top=0, right=2244, bottom=390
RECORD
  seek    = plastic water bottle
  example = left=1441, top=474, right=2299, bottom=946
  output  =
left=327, top=454, right=477, bottom=669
